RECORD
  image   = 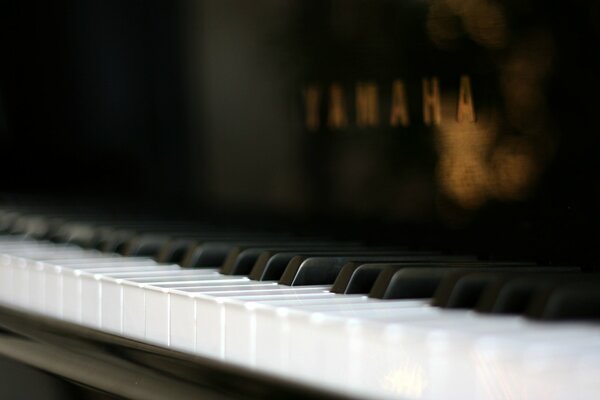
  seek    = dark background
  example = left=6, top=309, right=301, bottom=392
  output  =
left=0, top=0, right=189, bottom=199
left=1, top=0, right=599, bottom=262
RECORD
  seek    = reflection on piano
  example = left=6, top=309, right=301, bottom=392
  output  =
left=1, top=0, right=600, bottom=399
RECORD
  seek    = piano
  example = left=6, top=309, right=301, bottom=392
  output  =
left=1, top=0, right=600, bottom=399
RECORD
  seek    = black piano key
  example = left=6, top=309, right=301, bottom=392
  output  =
left=182, top=239, right=314, bottom=269
left=479, top=273, right=587, bottom=315
left=124, top=234, right=175, bottom=257
left=95, top=222, right=202, bottom=253
left=476, top=274, right=561, bottom=314
left=331, top=257, right=479, bottom=294
left=278, top=253, right=461, bottom=286
left=443, top=273, right=505, bottom=309
left=250, top=250, right=410, bottom=282
left=219, top=242, right=354, bottom=275
left=342, top=264, right=398, bottom=294
left=220, top=242, right=367, bottom=276
left=8, top=214, right=52, bottom=238
left=123, top=231, right=219, bottom=257
left=522, top=276, right=595, bottom=319
left=50, top=221, right=101, bottom=247
left=368, top=263, right=561, bottom=300
left=157, top=238, right=198, bottom=263
left=0, top=210, right=22, bottom=232
left=223, top=247, right=282, bottom=276
left=330, top=262, right=372, bottom=294
left=124, top=225, right=279, bottom=257
left=538, top=282, right=600, bottom=321
left=105, top=230, right=137, bottom=254
left=157, top=235, right=271, bottom=264
left=368, top=266, right=463, bottom=299
left=248, top=251, right=305, bottom=281
left=433, top=266, right=583, bottom=308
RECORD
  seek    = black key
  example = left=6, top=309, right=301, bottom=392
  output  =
left=480, top=274, right=587, bottom=315
left=369, top=264, right=561, bottom=300
left=182, top=239, right=314, bottom=269
left=9, top=214, right=53, bottom=238
left=524, top=276, right=600, bottom=319
left=220, top=243, right=364, bottom=276
left=125, top=229, right=276, bottom=258
left=219, top=242, right=354, bottom=275
left=476, top=274, right=561, bottom=314
left=332, top=257, right=479, bottom=294
left=369, top=266, right=464, bottom=299
left=96, top=223, right=205, bottom=253
left=330, top=262, right=376, bottom=294
left=124, top=234, right=175, bottom=257
left=444, top=273, right=505, bottom=309
left=251, top=250, right=414, bottom=282
left=0, top=210, right=22, bottom=232
left=50, top=222, right=99, bottom=247
left=157, top=238, right=198, bottom=263
left=433, top=266, right=583, bottom=308
left=538, top=282, right=600, bottom=321
left=101, top=229, right=137, bottom=253
left=123, top=231, right=222, bottom=257
left=278, top=253, right=459, bottom=286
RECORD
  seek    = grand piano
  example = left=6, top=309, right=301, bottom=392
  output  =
left=1, top=0, right=600, bottom=399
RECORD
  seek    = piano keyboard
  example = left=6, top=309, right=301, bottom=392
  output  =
left=1, top=211, right=600, bottom=399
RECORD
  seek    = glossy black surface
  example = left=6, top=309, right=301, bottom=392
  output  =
left=2, top=1, right=600, bottom=264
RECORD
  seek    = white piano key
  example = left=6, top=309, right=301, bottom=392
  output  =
left=28, top=260, right=46, bottom=312
left=100, top=277, right=123, bottom=333
left=193, top=293, right=224, bottom=357
left=43, top=256, right=155, bottom=265
left=12, top=258, right=31, bottom=308
left=117, top=267, right=200, bottom=341
left=572, top=352, right=600, bottom=400
left=6, top=238, right=600, bottom=400
left=284, top=304, right=440, bottom=388
left=166, top=281, right=307, bottom=354
left=120, top=271, right=237, bottom=338
left=251, top=295, right=378, bottom=372
left=61, top=261, right=162, bottom=323
left=253, top=304, right=290, bottom=371
left=187, top=286, right=331, bottom=359
left=81, top=264, right=183, bottom=327
left=185, top=285, right=330, bottom=296
left=155, top=279, right=263, bottom=289
left=470, top=323, right=600, bottom=399
left=128, top=273, right=228, bottom=283
left=81, top=274, right=102, bottom=327
left=95, top=265, right=182, bottom=333
left=223, top=301, right=256, bottom=364
left=0, top=255, right=15, bottom=303
left=62, top=272, right=80, bottom=321
left=169, top=291, right=197, bottom=352
left=223, top=294, right=377, bottom=368
left=122, top=281, right=147, bottom=340
left=44, top=265, right=64, bottom=317
left=103, top=269, right=219, bottom=279
left=145, top=286, right=171, bottom=345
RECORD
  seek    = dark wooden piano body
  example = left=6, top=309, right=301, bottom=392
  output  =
left=0, top=0, right=599, bottom=398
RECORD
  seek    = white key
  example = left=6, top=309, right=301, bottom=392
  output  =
left=186, top=286, right=330, bottom=359
left=61, top=260, right=161, bottom=323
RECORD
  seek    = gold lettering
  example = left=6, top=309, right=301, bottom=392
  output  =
left=457, top=75, right=476, bottom=123
left=422, top=77, right=442, bottom=125
left=304, top=85, right=321, bottom=131
left=356, top=82, right=379, bottom=127
left=390, top=80, right=410, bottom=127
left=328, top=83, right=348, bottom=129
